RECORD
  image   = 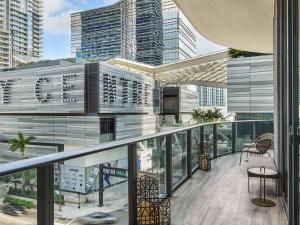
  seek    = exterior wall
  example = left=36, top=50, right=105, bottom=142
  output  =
left=115, top=114, right=157, bottom=140
left=0, top=116, right=100, bottom=146
left=99, top=62, right=154, bottom=114
left=227, top=55, right=274, bottom=114
left=0, top=62, right=85, bottom=113
left=0, top=0, right=42, bottom=68
left=0, top=60, right=158, bottom=157
left=136, top=0, right=164, bottom=65
left=179, top=86, right=199, bottom=113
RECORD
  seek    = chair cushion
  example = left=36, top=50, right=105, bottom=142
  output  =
left=247, top=156, right=277, bottom=171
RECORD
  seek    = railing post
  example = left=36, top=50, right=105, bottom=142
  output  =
left=187, top=129, right=192, bottom=178
left=231, top=123, right=236, bottom=154
left=213, top=124, right=217, bottom=158
left=200, top=126, right=204, bottom=166
left=99, top=164, right=104, bottom=207
left=166, top=134, right=173, bottom=197
left=37, top=165, right=54, bottom=225
left=128, top=143, right=137, bottom=225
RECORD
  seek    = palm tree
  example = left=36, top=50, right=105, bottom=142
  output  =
left=8, top=132, right=36, bottom=194
left=192, top=108, right=225, bottom=123
left=211, top=108, right=224, bottom=121
left=192, top=108, right=206, bottom=123
left=8, top=132, right=36, bottom=159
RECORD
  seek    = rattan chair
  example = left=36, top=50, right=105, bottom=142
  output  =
left=239, top=138, right=272, bottom=165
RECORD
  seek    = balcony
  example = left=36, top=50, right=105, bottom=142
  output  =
left=172, top=154, right=287, bottom=225
left=0, top=120, right=284, bottom=225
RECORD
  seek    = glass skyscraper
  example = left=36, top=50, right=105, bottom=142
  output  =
left=0, top=0, right=42, bottom=68
left=136, top=0, right=163, bottom=65
left=71, top=0, right=163, bottom=66
left=71, top=0, right=137, bottom=62
left=162, top=0, right=197, bottom=64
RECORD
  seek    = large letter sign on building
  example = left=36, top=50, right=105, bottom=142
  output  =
left=62, top=74, right=77, bottom=103
left=0, top=80, right=14, bottom=104
left=35, top=77, right=51, bottom=103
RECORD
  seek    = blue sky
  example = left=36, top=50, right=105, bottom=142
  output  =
left=43, top=0, right=226, bottom=60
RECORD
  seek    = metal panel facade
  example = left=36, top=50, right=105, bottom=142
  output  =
left=0, top=63, right=85, bottom=113
left=99, top=62, right=154, bottom=113
left=227, top=55, right=274, bottom=113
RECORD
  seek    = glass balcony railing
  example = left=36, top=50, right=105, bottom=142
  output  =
left=0, top=120, right=273, bottom=225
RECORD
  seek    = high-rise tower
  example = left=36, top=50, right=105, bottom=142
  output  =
left=0, top=0, right=42, bottom=68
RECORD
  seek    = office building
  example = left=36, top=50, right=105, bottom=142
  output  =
left=71, top=0, right=201, bottom=66
left=197, top=86, right=226, bottom=107
left=71, top=0, right=163, bottom=66
left=71, top=0, right=136, bottom=62
left=161, top=0, right=197, bottom=64
left=0, top=0, right=42, bottom=68
left=136, top=0, right=163, bottom=65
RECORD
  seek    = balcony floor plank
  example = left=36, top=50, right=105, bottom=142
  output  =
left=171, top=154, right=287, bottom=225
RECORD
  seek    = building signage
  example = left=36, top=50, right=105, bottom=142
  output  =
left=60, top=165, right=86, bottom=194
left=102, top=73, right=151, bottom=106
left=1, top=74, right=78, bottom=104
left=102, top=166, right=128, bottom=178
left=0, top=66, right=85, bottom=113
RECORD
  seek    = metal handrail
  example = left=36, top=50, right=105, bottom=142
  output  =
left=0, top=120, right=272, bottom=176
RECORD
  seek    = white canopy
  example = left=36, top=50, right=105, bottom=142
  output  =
left=173, top=0, right=274, bottom=53
left=107, top=51, right=228, bottom=88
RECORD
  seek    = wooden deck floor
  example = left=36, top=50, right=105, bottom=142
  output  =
left=171, top=154, right=288, bottom=225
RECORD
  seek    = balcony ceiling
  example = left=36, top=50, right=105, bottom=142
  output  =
left=173, top=0, right=274, bottom=54
left=107, top=51, right=228, bottom=88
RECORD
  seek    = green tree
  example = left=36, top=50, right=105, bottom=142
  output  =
left=192, top=108, right=224, bottom=123
left=8, top=132, right=36, bottom=159
left=228, top=48, right=267, bottom=58
left=192, top=108, right=206, bottom=123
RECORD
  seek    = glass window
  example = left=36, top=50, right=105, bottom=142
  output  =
left=55, top=147, right=128, bottom=224
left=172, top=131, right=187, bottom=188
left=191, top=128, right=200, bottom=170
left=100, top=118, right=115, bottom=142
left=137, top=136, right=167, bottom=197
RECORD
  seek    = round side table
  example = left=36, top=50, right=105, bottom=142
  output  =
left=247, top=167, right=278, bottom=207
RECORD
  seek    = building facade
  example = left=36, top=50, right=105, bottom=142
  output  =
left=227, top=55, right=274, bottom=120
left=71, top=0, right=137, bottom=62
left=71, top=0, right=163, bottom=66
left=136, top=0, right=163, bottom=65
left=0, top=59, right=158, bottom=154
left=71, top=0, right=200, bottom=66
left=161, top=0, right=197, bottom=64
left=197, top=86, right=226, bottom=107
left=0, top=0, right=42, bottom=68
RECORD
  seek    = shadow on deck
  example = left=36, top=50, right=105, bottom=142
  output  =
left=171, top=154, right=287, bottom=225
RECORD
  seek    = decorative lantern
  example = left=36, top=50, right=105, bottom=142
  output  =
left=199, top=143, right=211, bottom=171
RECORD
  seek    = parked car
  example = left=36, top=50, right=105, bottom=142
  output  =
left=78, top=212, right=118, bottom=224
left=2, top=204, right=24, bottom=216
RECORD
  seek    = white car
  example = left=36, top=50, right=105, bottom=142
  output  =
left=78, top=212, right=118, bottom=224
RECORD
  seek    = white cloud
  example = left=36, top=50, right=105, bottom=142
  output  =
left=103, top=0, right=119, bottom=6
left=43, top=0, right=79, bottom=34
